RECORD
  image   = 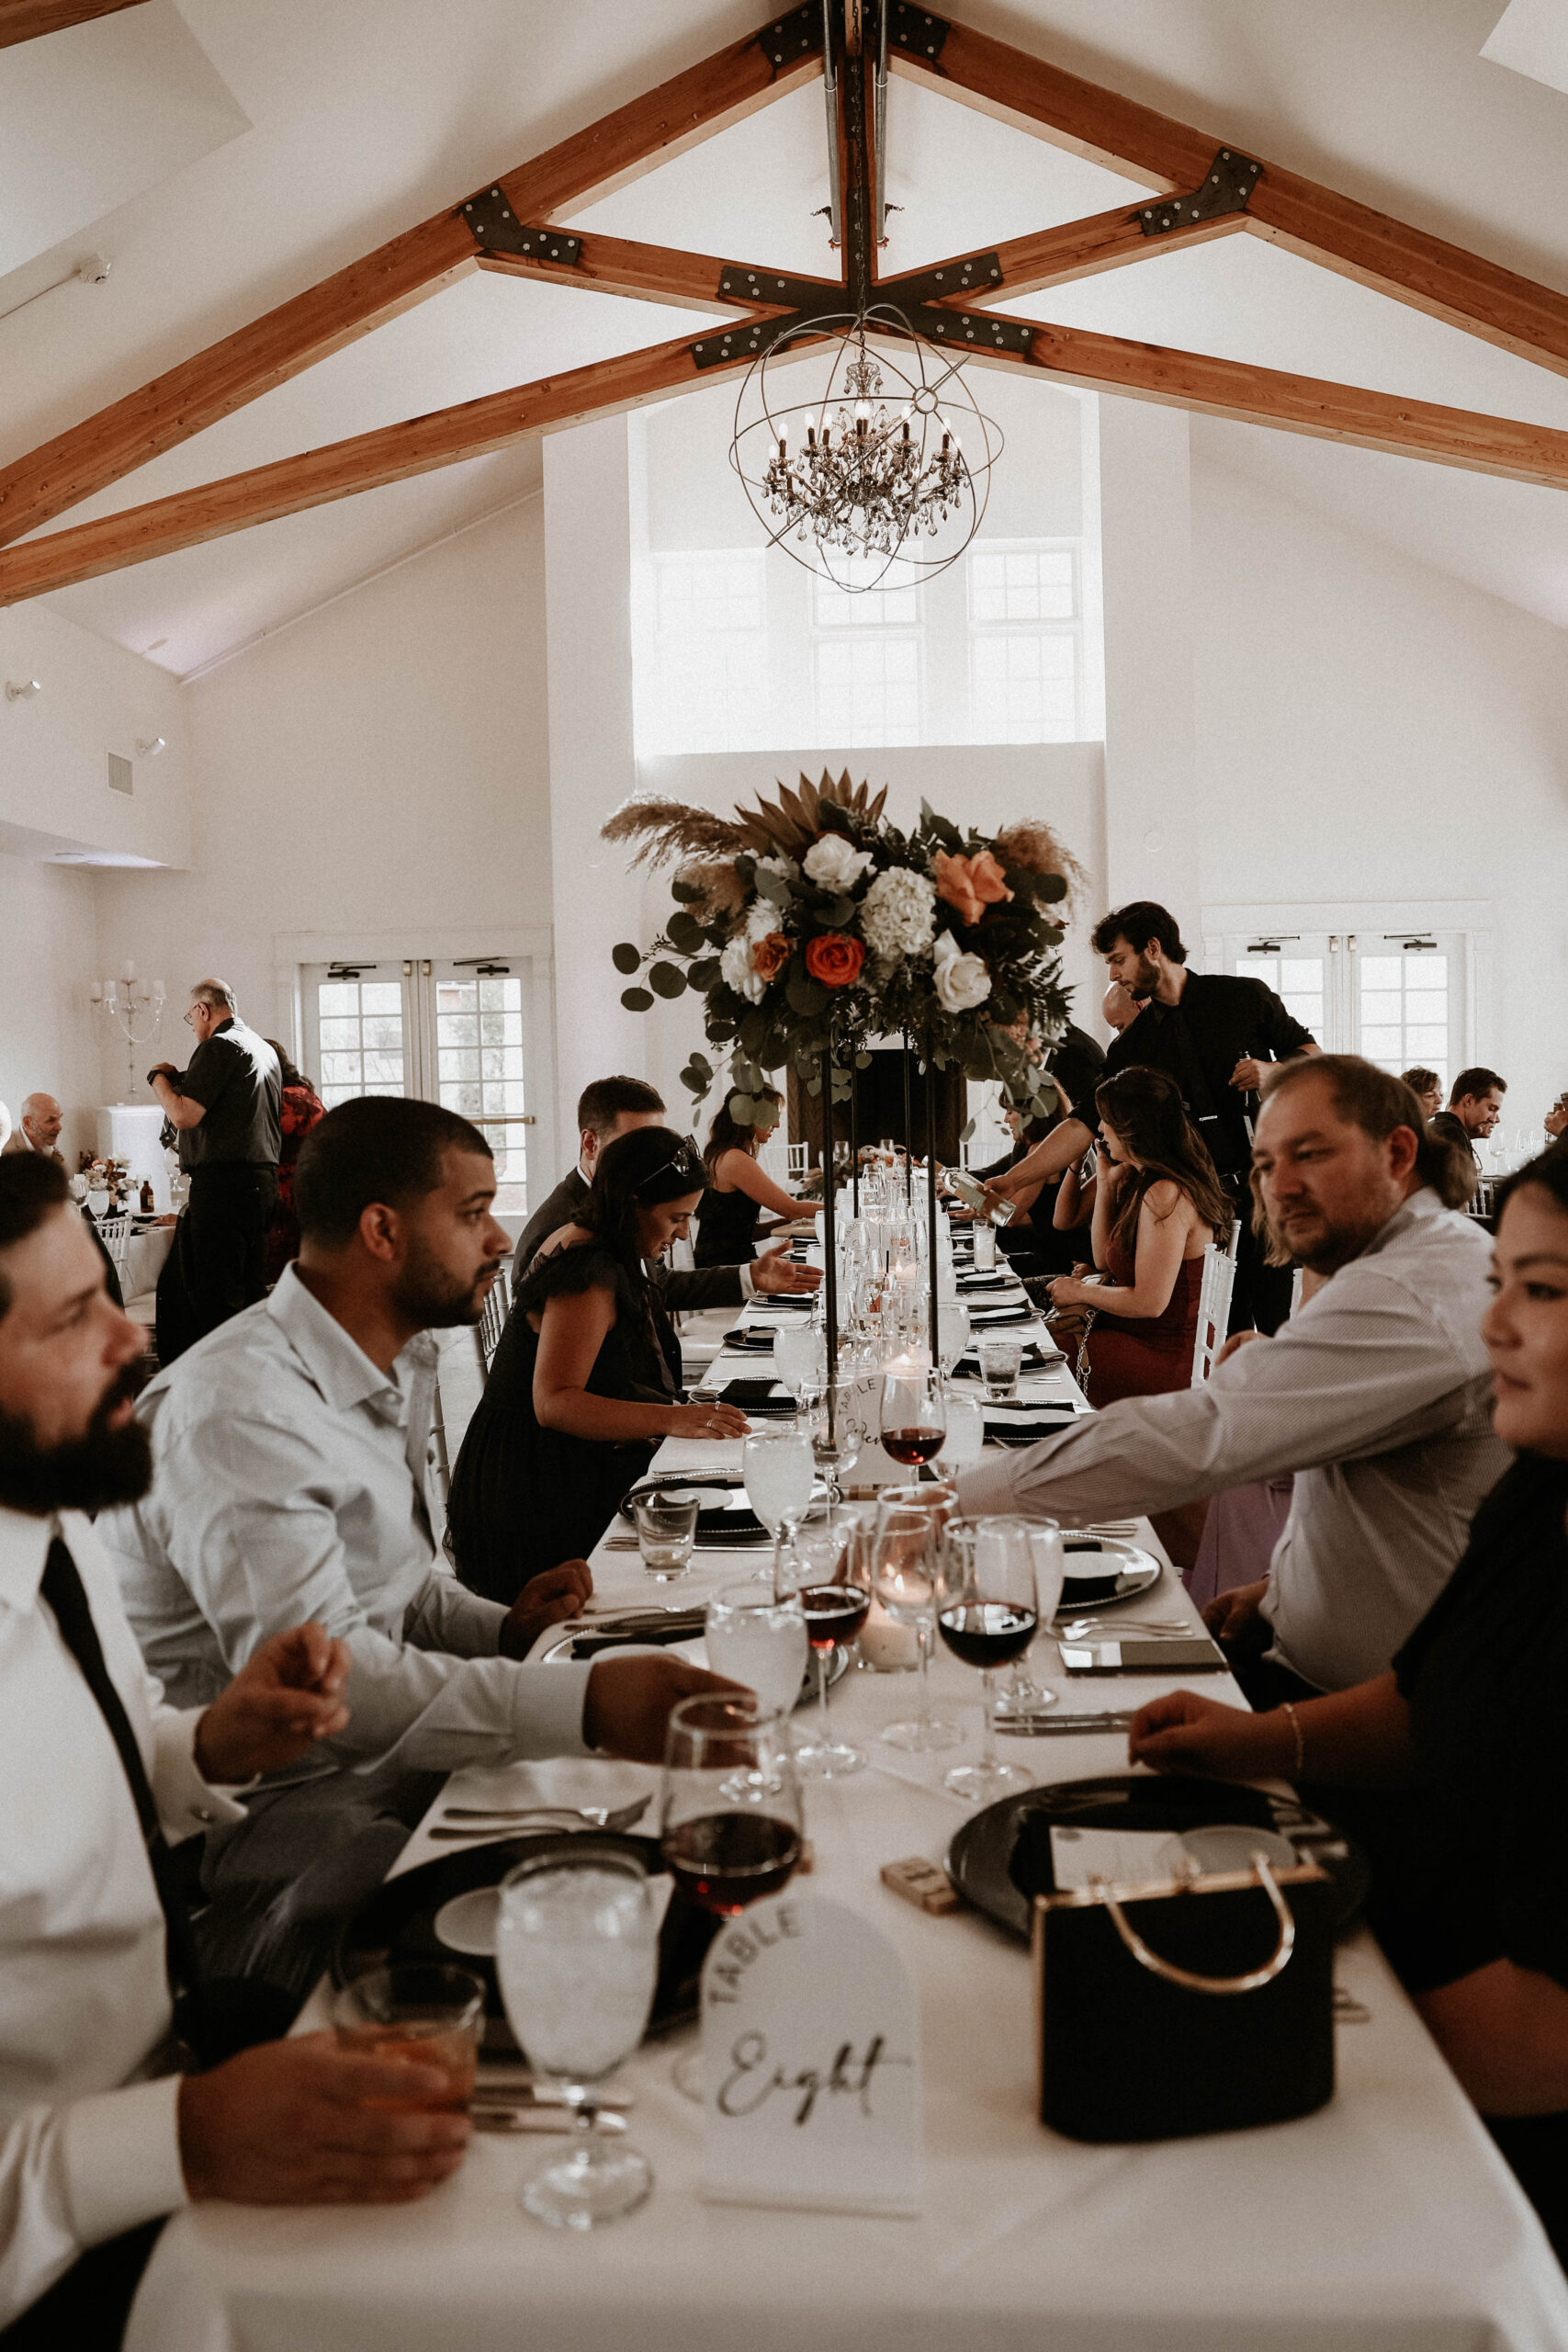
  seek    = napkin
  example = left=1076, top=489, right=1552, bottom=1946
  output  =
left=720, top=1377, right=796, bottom=1417
left=721, top=1328, right=774, bottom=1351
left=984, top=1407, right=1079, bottom=1446
left=967, top=1305, right=1032, bottom=1327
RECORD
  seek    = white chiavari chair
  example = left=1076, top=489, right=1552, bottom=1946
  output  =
left=474, top=1261, right=512, bottom=1383
left=1190, top=1218, right=1241, bottom=1386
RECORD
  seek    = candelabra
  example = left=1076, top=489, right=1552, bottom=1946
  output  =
left=91, top=964, right=165, bottom=1099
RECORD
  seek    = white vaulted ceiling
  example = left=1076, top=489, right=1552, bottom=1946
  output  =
left=3, top=0, right=1568, bottom=673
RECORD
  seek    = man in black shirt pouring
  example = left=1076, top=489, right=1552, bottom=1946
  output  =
left=986, top=901, right=1318, bottom=1330
left=149, top=978, right=281, bottom=1363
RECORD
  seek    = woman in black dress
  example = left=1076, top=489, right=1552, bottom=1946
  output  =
left=1128, top=1139, right=1568, bottom=2259
left=694, top=1087, right=812, bottom=1267
left=447, top=1128, right=750, bottom=1602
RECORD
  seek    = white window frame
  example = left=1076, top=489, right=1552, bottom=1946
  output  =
left=809, top=562, right=924, bottom=748
left=965, top=537, right=1083, bottom=743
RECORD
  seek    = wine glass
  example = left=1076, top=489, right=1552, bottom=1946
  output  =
left=742, top=1423, right=816, bottom=1589
left=703, top=1583, right=807, bottom=1715
left=879, top=1365, right=945, bottom=1472
left=994, top=1520, right=1064, bottom=1724
left=934, top=1298, right=971, bottom=1380
left=773, top=1319, right=827, bottom=1412
left=936, top=1385, right=986, bottom=1477
left=660, top=1694, right=804, bottom=1917
left=776, top=1518, right=871, bottom=1779
left=873, top=1487, right=962, bottom=1754
left=808, top=1378, right=864, bottom=1511
left=496, top=1847, right=659, bottom=2229
left=935, top=1518, right=1038, bottom=1804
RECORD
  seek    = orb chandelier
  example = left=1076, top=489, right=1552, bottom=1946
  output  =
left=728, top=302, right=1002, bottom=591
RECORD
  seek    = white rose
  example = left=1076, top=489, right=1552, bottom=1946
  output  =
left=720, top=932, right=765, bottom=1002
left=802, top=831, right=873, bottom=891
left=931, top=930, right=992, bottom=1013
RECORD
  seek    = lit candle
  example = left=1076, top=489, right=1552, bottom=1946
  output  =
left=121, top=958, right=136, bottom=983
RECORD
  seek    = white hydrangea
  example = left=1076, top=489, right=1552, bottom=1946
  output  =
left=742, top=896, right=781, bottom=944
left=860, top=865, right=937, bottom=963
left=754, top=853, right=798, bottom=883
left=802, top=831, right=874, bottom=891
left=720, top=931, right=766, bottom=1002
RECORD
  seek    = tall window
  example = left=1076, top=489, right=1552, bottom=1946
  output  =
left=1213, top=924, right=1469, bottom=1097
left=316, top=978, right=405, bottom=1103
left=968, top=543, right=1080, bottom=742
left=1357, top=946, right=1453, bottom=1093
left=811, top=559, right=921, bottom=746
left=636, top=550, right=770, bottom=754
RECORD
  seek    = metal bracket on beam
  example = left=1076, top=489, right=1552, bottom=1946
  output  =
left=460, top=188, right=582, bottom=267
left=716, top=266, right=844, bottom=311
left=887, top=3, right=950, bottom=62
left=886, top=250, right=1005, bottom=306
left=690, top=312, right=828, bottom=371
left=1138, top=147, right=1262, bottom=237
left=913, top=305, right=1034, bottom=356
left=757, top=5, right=825, bottom=74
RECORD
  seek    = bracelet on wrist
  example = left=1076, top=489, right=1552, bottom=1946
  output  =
left=1280, top=1700, right=1306, bottom=1781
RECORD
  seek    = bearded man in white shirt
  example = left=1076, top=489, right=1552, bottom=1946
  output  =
left=101, top=1095, right=724, bottom=1997
left=0, top=1154, right=481, bottom=2344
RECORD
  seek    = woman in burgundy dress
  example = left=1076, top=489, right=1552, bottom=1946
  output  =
left=262, top=1041, right=326, bottom=1286
left=1046, top=1066, right=1232, bottom=1409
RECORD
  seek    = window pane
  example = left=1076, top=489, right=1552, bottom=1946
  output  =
left=813, top=635, right=920, bottom=746
left=1359, top=956, right=1402, bottom=989
left=361, top=983, right=402, bottom=1014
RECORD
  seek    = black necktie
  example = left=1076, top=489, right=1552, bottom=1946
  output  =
left=39, top=1534, right=211, bottom=2064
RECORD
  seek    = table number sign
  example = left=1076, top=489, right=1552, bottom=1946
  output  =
left=700, top=1894, right=922, bottom=2216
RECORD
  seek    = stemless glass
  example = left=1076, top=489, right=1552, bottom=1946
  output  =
left=880, top=1365, right=946, bottom=1471
left=994, top=1519, right=1064, bottom=1723
left=660, top=1694, right=804, bottom=1917
left=776, top=1519, right=870, bottom=1779
left=496, top=1849, right=659, bottom=2230
left=742, top=1423, right=816, bottom=1589
left=976, top=1333, right=1023, bottom=1400
left=873, top=1487, right=962, bottom=1754
left=971, top=1220, right=998, bottom=1272
left=936, top=1519, right=1038, bottom=1804
left=630, top=1489, right=699, bottom=1581
left=704, top=1582, right=807, bottom=1715
left=333, top=1963, right=484, bottom=2111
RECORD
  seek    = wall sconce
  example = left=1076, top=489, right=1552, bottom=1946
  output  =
left=5, top=679, right=41, bottom=702
left=91, top=966, right=166, bottom=1098
left=135, top=737, right=166, bottom=757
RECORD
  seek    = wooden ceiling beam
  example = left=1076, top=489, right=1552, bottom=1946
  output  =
left=0, top=324, right=795, bottom=604
left=0, top=0, right=146, bottom=46
left=474, top=232, right=840, bottom=317
left=0, top=13, right=823, bottom=549
left=965, top=311, right=1568, bottom=487
left=879, top=204, right=1246, bottom=311
left=894, top=15, right=1568, bottom=379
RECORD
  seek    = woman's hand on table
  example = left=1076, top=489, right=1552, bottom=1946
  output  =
left=584, top=1655, right=746, bottom=1763
left=499, top=1558, right=593, bottom=1658
left=668, top=1398, right=750, bottom=1441
left=178, top=2034, right=470, bottom=2205
left=1128, top=1690, right=1289, bottom=1780
left=1046, top=1273, right=1090, bottom=1309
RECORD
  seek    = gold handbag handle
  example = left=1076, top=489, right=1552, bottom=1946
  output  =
left=1099, top=1855, right=1296, bottom=1996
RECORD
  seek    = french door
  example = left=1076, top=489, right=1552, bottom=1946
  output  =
left=302, top=955, right=540, bottom=1214
left=1213, top=928, right=1469, bottom=1098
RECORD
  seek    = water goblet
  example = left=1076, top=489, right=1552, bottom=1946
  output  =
left=879, top=1365, right=946, bottom=1472
left=773, top=1319, right=827, bottom=1414
left=808, top=1378, right=864, bottom=1510
left=936, top=1519, right=1038, bottom=1804
left=936, top=1385, right=986, bottom=1477
left=935, top=1298, right=971, bottom=1380
left=496, top=1848, right=659, bottom=2229
left=873, top=1486, right=963, bottom=1754
left=776, top=1520, right=870, bottom=1779
left=742, top=1423, right=816, bottom=1589
left=992, top=1518, right=1063, bottom=1724
left=704, top=1582, right=807, bottom=1716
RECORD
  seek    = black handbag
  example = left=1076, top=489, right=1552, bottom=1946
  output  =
left=1033, top=1856, right=1336, bottom=2143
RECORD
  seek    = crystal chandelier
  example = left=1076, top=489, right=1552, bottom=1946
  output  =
left=729, top=301, right=1002, bottom=591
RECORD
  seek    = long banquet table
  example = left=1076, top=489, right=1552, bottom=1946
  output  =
left=127, top=1272, right=1568, bottom=2352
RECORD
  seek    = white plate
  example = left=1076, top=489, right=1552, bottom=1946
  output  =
left=434, top=1886, right=501, bottom=1957
left=1058, top=1537, right=1163, bottom=1608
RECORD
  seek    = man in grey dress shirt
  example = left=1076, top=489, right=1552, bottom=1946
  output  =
left=102, top=1097, right=727, bottom=1991
left=956, top=1058, right=1506, bottom=1698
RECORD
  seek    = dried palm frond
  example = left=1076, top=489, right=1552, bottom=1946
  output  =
left=993, top=817, right=1089, bottom=910
left=676, top=859, right=747, bottom=923
left=732, top=769, right=889, bottom=857
left=600, top=795, right=749, bottom=870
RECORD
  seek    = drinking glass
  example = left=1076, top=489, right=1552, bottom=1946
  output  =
left=773, top=1320, right=827, bottom=1411
left=630, top=1490, right=699, bottom=1581
left=660, top=1694, right=804, bottom=1917
left=776, top=1519, right=871, bottom=1779
left=976, top=1333, right=1023, bottom=1400
left=934, top=1298, right=971, bottom=1379
left=971, top=1221, right=998, bottom=1272
left=742, top=1424, right=816, bottom=1589
left=333, top=1963, right=484, bottom=2111
left=936, top=1385, right=986, bottom=1476
left=808, top=1378, right=864, bottom=1510
left=879, top=1365, right=946, bottom=1471
left=873, top=1487, right=962, bottom=1753
left=496, top=1849, right=659, bottom=2229
left=936, top=1519, right=1038, bottom=1803
left=704, top=1582, right=807, bottom=1715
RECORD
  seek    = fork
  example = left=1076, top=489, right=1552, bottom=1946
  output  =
left=435, top=1795, right=650, bottom=1831
left=1053, top=1615, right=1190, bottom=1639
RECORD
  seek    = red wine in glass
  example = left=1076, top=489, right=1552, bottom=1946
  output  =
left=883, top=1427, right=944, bottom=1466
left=797, top=1584, right=872, bottom=1652
left=664, top=1812, right=803, bottom=1916
left=937, top=1601, right=1039, bottom=1669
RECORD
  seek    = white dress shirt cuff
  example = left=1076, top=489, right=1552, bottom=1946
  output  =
left=510, top=1660, right=594, bottom=1758
left=954, top=1456, right=1023, bottom=1518
left=62, top=2075, right=188, bottom=2251
left=739, top=1261, right=758, bottom=1300
left=151, top=1711, right=251, bottom=1845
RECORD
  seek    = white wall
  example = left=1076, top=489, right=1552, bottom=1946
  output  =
left=0, top=854, right=102, bottom=1165
left=0, top=601, right=190, bottom=865
left=92, top=495, right=552, bottom=1110
left=1190, top=450, right=1568, bottom=1125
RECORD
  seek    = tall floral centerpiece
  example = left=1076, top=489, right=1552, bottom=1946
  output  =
left=604, top=770, right=1081, bottom=1369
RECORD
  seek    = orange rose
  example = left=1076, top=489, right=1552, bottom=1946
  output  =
left=932, top=847, right=1014, bottom=929
left=751, top=930, right=791, bottom=981
left=804, top=932, right=865, bottom=989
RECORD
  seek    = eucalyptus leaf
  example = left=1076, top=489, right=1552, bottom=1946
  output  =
left=754, top=868, right=793, bottom=909
left=620, top=986, right=654, bottom=1012
left=612, top=942, right=642, bottom=975
left=667, top=911, right=705, bottom=954
left=785, top=973, right=829, bottom=1016
left=649, top=961, right=688, bottom=1000
left=688, top=957, right=721, bottom=990
left=728, top=1092, right=758, bottom=1124
left=671, top=877, right=702, bottom=903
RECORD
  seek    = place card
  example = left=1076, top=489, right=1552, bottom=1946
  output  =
left=700, top=1893, right=922, bottom=2217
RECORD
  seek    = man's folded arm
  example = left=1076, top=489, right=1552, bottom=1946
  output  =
left=0, top=2081, right=187, bottom=2330
left=402, top=1568, right=509, bottom=1660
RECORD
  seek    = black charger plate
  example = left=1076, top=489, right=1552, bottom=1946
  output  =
left=333, top=1830, right=720, bottom=2036
left=946, top=1774, right=1368, bottom=1942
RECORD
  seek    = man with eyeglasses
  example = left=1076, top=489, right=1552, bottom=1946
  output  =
left=148, top=980, right=281, bottom=1364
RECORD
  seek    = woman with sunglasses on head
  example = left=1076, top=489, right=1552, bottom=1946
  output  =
left=448, top=1128, right=750, bottom=1603
left=1130, top=1139, right=1568, bottom=2260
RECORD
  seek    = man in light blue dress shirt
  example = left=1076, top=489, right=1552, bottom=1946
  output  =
left=102, top=1098, right=725, bottom=1991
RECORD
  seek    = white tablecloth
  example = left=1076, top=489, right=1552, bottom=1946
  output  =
left=120, top=1219, right=175, bottom=1303
left=126, top=1297, right=1568, bottom=2352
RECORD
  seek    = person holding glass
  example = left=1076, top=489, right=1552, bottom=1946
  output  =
left=449, top=1129, right=750, bottom=1600
left=694, top=1086, right=814, bottom=1266
left=1045, top=1066, right=1232, bottom=1409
